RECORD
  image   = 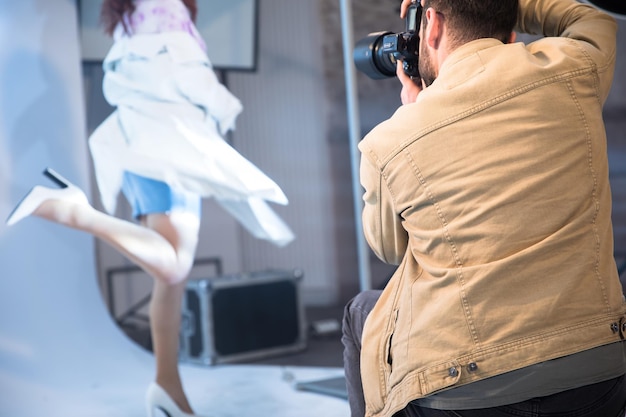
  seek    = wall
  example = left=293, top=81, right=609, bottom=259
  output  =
left=226, top=0, right=338, bottom=304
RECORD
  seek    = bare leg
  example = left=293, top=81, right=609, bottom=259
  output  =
left=33, top=199, right=198, bottom=284
left=144, top=212, right=199, bottom=414
left=150, top=278, right=192, bottom=412
left=33, top=199, right=200, bottom=413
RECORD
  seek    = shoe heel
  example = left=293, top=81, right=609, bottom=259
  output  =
left=6, top=168, right=88, bottom=226
left=43, top=167, right=71, bottom=188
left=146, top=382, right=206, bottom=417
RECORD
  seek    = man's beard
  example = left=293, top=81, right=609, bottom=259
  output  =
left=418, top=40, right=436, bottom=87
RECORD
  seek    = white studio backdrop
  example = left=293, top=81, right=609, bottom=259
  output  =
left=0, top=0, right=155, bottom=415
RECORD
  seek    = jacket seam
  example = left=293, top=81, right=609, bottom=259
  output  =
left=380, top=167, right=393, bottom=263
left=564, top=79, right=611, bottom=314
left=402, top=149, right=481, bottom=347
left=378, top=66, right=597, bottom=169
left=566, top=36, right=612, bottom=107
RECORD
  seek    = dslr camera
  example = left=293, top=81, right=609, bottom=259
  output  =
left=353, top=3, right=421, bottom=79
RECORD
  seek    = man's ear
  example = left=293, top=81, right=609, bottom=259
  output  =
left=424, top=7, right=443, bottom=49
left=508, top=31, right=517, bottom=44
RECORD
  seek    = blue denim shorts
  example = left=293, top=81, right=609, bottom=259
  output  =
left=121, top=171, right=201, bottom=219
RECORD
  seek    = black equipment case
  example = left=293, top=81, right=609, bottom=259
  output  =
left=179, top=269, right=307, bottom=365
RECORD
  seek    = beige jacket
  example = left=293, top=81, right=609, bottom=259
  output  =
left=358, top=0, right=623, bottom=415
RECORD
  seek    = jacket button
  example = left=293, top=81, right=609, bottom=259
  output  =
left=467, top=362, right=478, bottom=372
left=611, top=322, right=619, bottom=333
left=448, top=367, right=458, bottom=377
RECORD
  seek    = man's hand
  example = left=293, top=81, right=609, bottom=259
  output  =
left=397, top=60, right=422, bottom=104
left=400, top=0, right=416, bottom=19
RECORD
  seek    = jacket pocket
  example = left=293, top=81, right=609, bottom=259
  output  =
left=384, top=309, right=399, bottom=371
left=363, top=307, right=399, bottom=415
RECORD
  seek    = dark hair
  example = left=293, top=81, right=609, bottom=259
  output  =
left=100, top=0, right=198, bottom=36
left=422, top=0, right=518, bottom=47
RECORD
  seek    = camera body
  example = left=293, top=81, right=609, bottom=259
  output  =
left=353, top=3, right=421, bottom=80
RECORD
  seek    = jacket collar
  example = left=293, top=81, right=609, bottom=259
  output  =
left=435, top=38, right=505, bottom=90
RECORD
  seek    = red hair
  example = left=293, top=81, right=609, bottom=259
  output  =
left=100, top=0, right=198, bottom=36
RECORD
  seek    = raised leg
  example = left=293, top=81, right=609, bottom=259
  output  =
left=32, top=200, right=201, bottom=414
left=32, top=200, right=199, bottom=285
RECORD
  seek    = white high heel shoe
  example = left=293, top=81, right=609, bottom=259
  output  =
left=146, top=382, right=210, bottom=417
left=5, top=167, right=88, bottom=226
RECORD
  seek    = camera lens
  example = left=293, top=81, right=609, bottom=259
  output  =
left=353, top=31, right=397, bottom=79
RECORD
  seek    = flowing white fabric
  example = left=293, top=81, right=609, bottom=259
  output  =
left=89, top=28, right=294, bottom=246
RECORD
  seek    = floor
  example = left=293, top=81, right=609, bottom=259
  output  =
left=0, top=243, right=351, bottom=417
left=118, top=305, right=350, bottom=417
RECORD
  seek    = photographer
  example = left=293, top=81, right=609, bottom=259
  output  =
left=342, top=0, right=626, bottom=416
